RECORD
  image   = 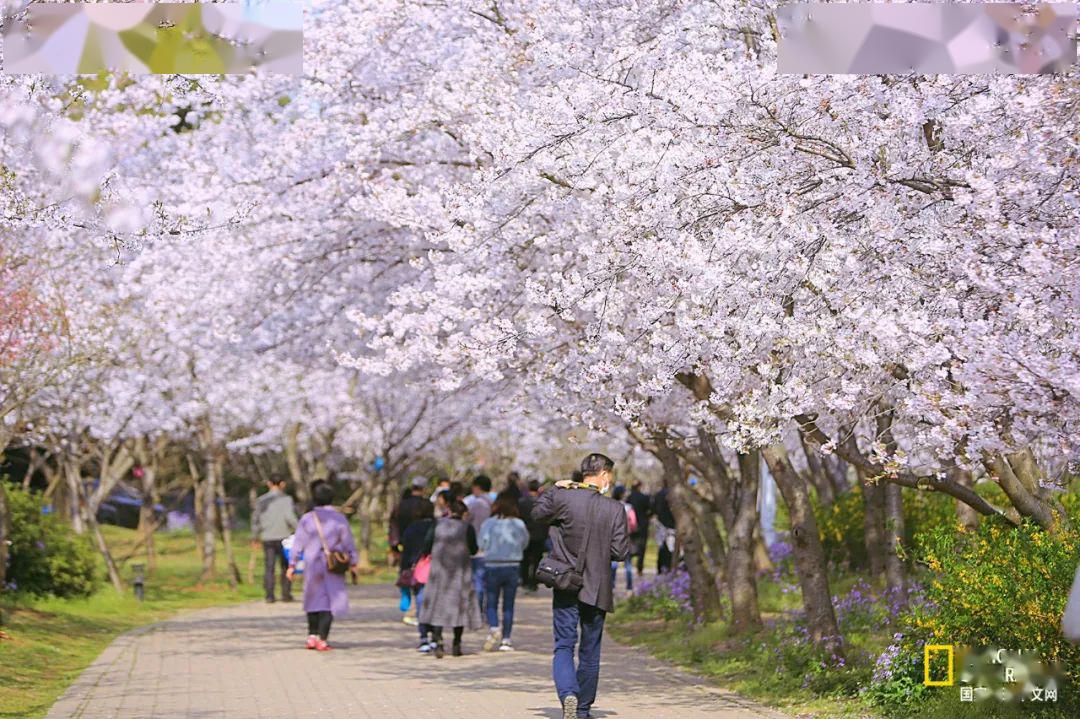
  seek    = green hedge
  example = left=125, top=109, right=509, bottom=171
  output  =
left=4, top=486, right=99, bottom=597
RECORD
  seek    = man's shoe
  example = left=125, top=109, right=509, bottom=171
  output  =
left=498, top=639, right=514, bottom=652
left=434, top=642, right=445, bottom=659
left=562, top=694, right=578, bottom=719
left=483, top=629, right=501, bottom=652
left=417, top=641, right=433, bottom=653
left=306, top=635, right=318, bottom=650
left=265, top=597, right=276, bottom=603
left=451, top=642, right=463, bottom=657
left=281, top=596, right=295, bottom=603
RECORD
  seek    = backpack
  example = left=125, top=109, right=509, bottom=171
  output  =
left=624, top=503, right=638, bottom=534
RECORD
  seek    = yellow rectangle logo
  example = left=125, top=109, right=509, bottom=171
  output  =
left=924, top=645, right=954, bottom=686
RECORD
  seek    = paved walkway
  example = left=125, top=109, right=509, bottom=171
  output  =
left=46, top=583, right=785, bottom=719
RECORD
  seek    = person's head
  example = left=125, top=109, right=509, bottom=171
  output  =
left=417, top=498, right=435, bottom=520
left=436, top=478, right=451, bottom=490
left=528, top=479, right=540, bottom=494
left=266, top=475, right=287, bottom=491
left=409, top=475, right=428, bottom=495
left=612, top=485, right=626, bottom=502
left=580, top=453, right=615, bottom=493
left=570, top=470, right=583, bottom=483
left=448, top=480, right=464, bottom=500
left=492, top=491, right=521, bottom=519
left=503, top=476, right=522, bottom=499
left=631, top=480, right=643, bottom=492
left=471, top=474, right=492, bottom=496
left=311, top=480, right=335, bottom=507
left=435, top=489, right=451, bottom=512
left=449, top=499, right=468, bottom=519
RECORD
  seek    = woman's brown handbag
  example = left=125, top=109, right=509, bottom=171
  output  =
left=313, top=511, right=351, bottom=575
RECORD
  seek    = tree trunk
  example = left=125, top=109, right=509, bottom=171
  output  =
left=246, top=484, right=259, bottom=584
left=72, top=478, right=123, bottom=593
left=284, top=424, right=311, bottom=507
left=798, top=430, right=835, bottom=506
left=883, top=482, right=906, bottom=595
left=188, top=453, right=206, bottom=561
left=216, top=468, right=241, bottom=588
left=949, top=467, right=980, bottom=531
left=134, top=440, right=162, bottom=574
left=656, top=435, right=723, bottom=622
left=64, top=459, right=86, bottom=534
left=763, top=444, right=842, bottom=654
left=0, top=480, right=10, bottom=591
left=727, top=451, right=763, bottom=633
left=200, top=452, right=218, bottom=580
left=984, top=452, right=1064, bottom=531
left=859, top=468, right=885, bottom=577
left=356, top=489, right=378, bottom=572
left=687, top=492, right=727, bottom=582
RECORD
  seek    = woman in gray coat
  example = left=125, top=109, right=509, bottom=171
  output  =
left=418, top=498, right=482, bottom=657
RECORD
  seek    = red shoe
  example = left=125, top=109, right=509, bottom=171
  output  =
left=306, top=635, right=318, bottom=650
left=314, top=639, right=332, bottom=651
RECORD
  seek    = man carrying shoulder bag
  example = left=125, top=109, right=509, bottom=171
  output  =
left=532, top=453, right=630, bottom=719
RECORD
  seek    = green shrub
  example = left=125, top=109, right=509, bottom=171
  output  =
left=814, top=483, right=1008, bottom=571
left=5, top=486, right=99, bottom=597
left=911, top=520, right=1080, bottom=686
left=866, top=518, right=1080, bottom=716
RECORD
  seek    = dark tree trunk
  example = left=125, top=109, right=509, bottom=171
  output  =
left=689, top=430, right=762, bottom=632
left=883, top=482, right=906, bottom=594
left=727, top=452, right=763, bottom=632
left=860, top=468, right=886, bottom=577
left=687, top=488, right=727, bottom=582
left=875, top=407, right=906, bottom=594
left=798, top=430, right=835, bottom=506
left=763, top=444, right=842, bottom=654
left=655, top=435, right=723, bottom=622
left=0, top=481, right=10, bottom=592
left=949, top=467, right=980, bottom=531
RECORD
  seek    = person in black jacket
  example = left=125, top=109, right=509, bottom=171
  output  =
left=518, top=479, right=548, bottom=591
left=532, top=453, right=629, bottom=719
left=399, top=500, right=436, bottom=651
left=651, top=486, right=677, bottom=574
left=627, top=481, right=651, bottom=575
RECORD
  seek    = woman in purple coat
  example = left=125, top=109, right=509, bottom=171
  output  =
left=286, top=481, right=358, bottom=651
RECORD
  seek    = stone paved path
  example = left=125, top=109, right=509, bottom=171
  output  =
left=46, top=583, right=786, bottom=719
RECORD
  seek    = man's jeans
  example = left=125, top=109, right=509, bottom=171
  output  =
left=263, top=540, right=292, bottom=601
left=484, top=563, right=520, bottom=637
left=552, top=590, right=607, bottom=716
left=472, top=556, right=486, bottom=613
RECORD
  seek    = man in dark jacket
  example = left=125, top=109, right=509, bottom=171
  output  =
left=627, top=481, right=651, bottom=575
left=518, top=479, right=548, bottom=590
left=533, top=453, right=629, bottom=719
left=651, top=486, right=677, bottom=574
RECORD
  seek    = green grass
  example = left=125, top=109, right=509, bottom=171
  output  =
left=0, top=522, right=394, bottom=719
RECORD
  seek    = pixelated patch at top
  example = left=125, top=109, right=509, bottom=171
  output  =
left=777, top=3, right=1077, bottom=74
left=2, top=2, right=302, bottom=74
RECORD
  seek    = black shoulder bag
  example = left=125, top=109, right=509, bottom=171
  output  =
left=536, top=492, right=595, bottom=593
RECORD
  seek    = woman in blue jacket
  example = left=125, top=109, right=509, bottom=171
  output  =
left=479, top=491, right=530, bottom=651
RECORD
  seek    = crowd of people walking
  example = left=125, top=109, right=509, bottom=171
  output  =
left=253, top=454, right=680, bottom=719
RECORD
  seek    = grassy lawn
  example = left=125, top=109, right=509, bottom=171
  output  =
left=0, top=522, right=394, bottom=719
